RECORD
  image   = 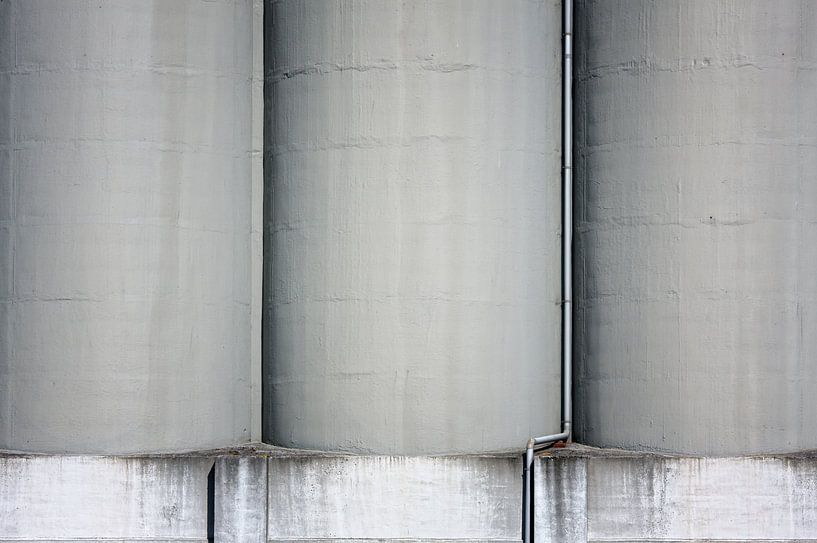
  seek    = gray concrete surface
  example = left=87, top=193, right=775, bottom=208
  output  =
left=0, top=0, right=258, bottom=453
left=250, top=0, right=265, bottom=446
left=0, top=454, right=212, bottom=541
left=535, top=456, right=587, bottom=543
left=535, top=448, right=817, bottom=543
left=573, top=0, right=817, bottom=454
left=585, top=455, right=817, bottom=542
left=0, top=449, right=523, bottom=542
left=215, top=456, right=268, bottom=543
left=264, top=0, right=564, bottom=455
left=267, top=454, right=521, bottom=541
left=4, top=447, right=817, bottom=542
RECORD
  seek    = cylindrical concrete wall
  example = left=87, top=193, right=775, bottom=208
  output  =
left=574, top=0, right=817, bottom=454
left=265, top=0, right=563, bottom=454
left=0, top=0, right=255, bottom=453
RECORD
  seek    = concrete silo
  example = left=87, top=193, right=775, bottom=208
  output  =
left=264, top=0, right=564, bottom=454
left=0, top=0, right=256, bottom=453
left=574, top=0, right=817, bottom=454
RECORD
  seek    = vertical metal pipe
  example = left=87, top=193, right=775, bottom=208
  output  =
left=522, top=0, right=573, bottom=540
left=523, top=440, right=535, bottom=542
left=562, top=0, right=573, bottom=446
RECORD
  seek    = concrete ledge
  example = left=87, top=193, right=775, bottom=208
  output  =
left=0, top=455, right=212, bottom=542
left=0, top=449, right=522, bottom=543
left=215, top=456, right=267, bottom=542
left=535, top=448, right=817, bottom=543
left=534, top=456, right=587, bottom=543
left=266, top=455, right=522, bottom=541
left=5, top=446, right=817, bottom=542
left=261, top=540, right=521, bottom=543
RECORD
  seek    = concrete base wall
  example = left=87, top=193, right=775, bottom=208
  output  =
left=535, top=449, right=817, bottom=543
left=3, top=447, right=817, bottom=542
left=0, top=448, right=522, bottom=543
left=0, top=455, right=213, bottom=542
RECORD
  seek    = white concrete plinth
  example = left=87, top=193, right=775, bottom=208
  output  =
left=3, top=447, right=817, bottom=542
left=535, top=448, right=817, bottom=543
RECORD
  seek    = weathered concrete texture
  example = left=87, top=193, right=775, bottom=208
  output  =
left=534, top=457, right=587, bottom=543
left=6, top=448, right=817, bottom=542
left=266, top=454, right=522, bottom=541
left=573, top=0, right=817, bottom=454
left=250, top=0, right=265, bottom=446
left=0, top=455, right=212, bottom=541
left=0, top=0, right=258, bottom=452
left=264, top=0, right=563, bottom=454
left=587, top=456, right=817, bottom=542
left=535, top=451, right=817, bottom=543
left=215, top=456, right=268, bottom=543
left=535, top=450, right=817, bottom=543
left=0, top=450, right=523, bottom=542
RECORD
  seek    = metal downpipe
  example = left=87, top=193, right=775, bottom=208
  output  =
left=523, top=0, right=573, bottom=540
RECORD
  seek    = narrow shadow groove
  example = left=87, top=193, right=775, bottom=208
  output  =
left=207, top=462, right=215, bottom=542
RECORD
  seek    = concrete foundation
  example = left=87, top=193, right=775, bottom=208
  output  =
left=0, top=0, right=259, bottom=453
left=0, top=448, right=523, bottom=543
left=0, top=454, right=213, bottom=542
left=4, top=446, right=817, bottom=542
left=264, top=0, right=564, bottom=455
left=535, top=447, right=817, bottom=543
left=573, top=0, right=817, bottom=454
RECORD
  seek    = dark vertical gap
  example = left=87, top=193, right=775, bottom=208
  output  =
left=521, top=454, right=526, bottom=538
left=529, top=457, right=535, bottom=543
left=207, top=463, right=215, bottom=542
left=521, top=454, right=535, bottom=542
left=260, top=0, right=273, bottom=446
